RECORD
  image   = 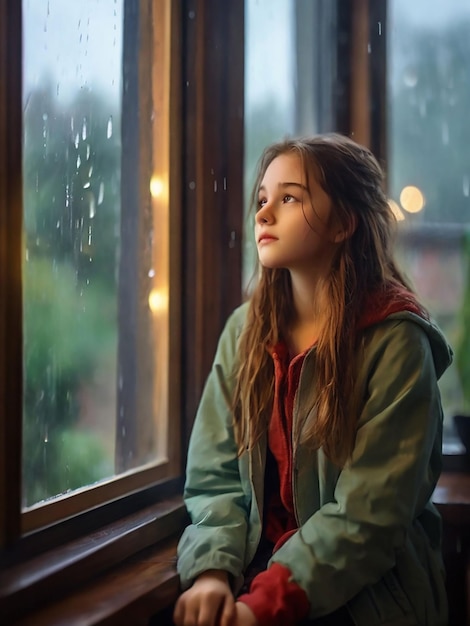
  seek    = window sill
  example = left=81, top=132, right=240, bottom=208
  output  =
left=0, top=495, right=187, bottom=625
left=11, top=536, right=180, bottom=626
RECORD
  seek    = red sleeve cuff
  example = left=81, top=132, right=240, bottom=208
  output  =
left=238, top=562, right=310, bottom=626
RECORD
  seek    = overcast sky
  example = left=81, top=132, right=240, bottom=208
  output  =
left=390, top=0, right=470, bottom=27
left=23, top=0, right=470, bottom=108
left=23, top=0, right=123, bottom=104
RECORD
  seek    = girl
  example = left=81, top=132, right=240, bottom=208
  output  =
left=173, top=134, right=452, bottom=626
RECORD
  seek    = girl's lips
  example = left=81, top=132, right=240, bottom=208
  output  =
left=258, top=234, right=278, bottom=244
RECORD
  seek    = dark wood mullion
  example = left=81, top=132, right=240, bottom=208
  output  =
left=0, top=0, right=23, bottom=547
left=116, top=1, right=141, bottom=473
left=181, top=0, right=244, bottom=445
left=116, top=0, right=156, bottom=471
left=368, top=0, right=388, bottom=166
left=224, top=0, right=244, bottom=321
left=334, top=0, right=354, bottom=136
left=335, top=0, right=387, bottom=156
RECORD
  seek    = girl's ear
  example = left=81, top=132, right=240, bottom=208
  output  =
left=333, top=214, right=357, bottom=243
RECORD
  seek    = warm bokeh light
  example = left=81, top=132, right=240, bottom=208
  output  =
left=148, top=288, right=168, bottom=313
left=399, top=185, right=425, bottom=213
left=150, top=176, right=164, bottom=198
left=388, top=198, right=405, bottom=221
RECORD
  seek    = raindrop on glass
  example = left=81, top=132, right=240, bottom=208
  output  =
left=419, top=99, right=427, bottom=117
left=441, top=121, right=449, bottom=145
left=107, top=116, right=113, bottom=138
left=97, top=182, right=104, bottom=205
left=463, top=175, right=469, bottom=197
left=403, top=67, right=418, bottom=88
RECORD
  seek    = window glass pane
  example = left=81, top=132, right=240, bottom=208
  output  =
left=244, top=0, right=328, bottom=287
left=22, top=0, right=171, bottom=509
left=388, top=0, right=470, bottom=441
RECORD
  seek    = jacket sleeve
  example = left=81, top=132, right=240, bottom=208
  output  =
left=268, top=319, right=447, bottom=618
left=177, top=305, right=250, bottom=589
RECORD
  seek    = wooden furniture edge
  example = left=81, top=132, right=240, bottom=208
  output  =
left=11, top=535, right=180, bottom=626
left=0, top=497, right=186, bottom=624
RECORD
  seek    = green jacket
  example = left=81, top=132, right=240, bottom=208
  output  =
left=177, top=302, right=453, bottom=625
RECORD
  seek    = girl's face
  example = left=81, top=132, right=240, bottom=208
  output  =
left=255, top=152, right=340, bottom=277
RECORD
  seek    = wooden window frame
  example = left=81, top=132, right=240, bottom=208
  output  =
left=334, top=0, right=387, bottom=159
left=18, top=0, right=181, bottom=534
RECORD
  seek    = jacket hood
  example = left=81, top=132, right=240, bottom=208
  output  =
left=358, top=285, right=453, bottom=380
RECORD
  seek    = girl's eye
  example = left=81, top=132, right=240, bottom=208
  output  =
left=283, top=194, right=296, bottom=203
left=257, top=198, right=267, bottom=210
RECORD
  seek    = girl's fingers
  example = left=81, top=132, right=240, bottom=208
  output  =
left=173, top=577, right=235, bottom=626
left=219, top=596, right=236, bottom=626
left=196, top=598, right=222, bottom=626
left=173, top=595, right=198, bottom=626
left=172, top=597, right=183, bottom=625
left=232, top=602, right=258, bottom=626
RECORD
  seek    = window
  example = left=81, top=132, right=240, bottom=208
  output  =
left=20, top=0, right=180, bottom=532
left=243, top=0, right=352, bottom=287
left=244, top=0, right=298, bottom=287
left=388, top=0, right=470, bottom=443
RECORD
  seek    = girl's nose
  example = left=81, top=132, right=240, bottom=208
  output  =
left=256, top=202, right=273, bottom=224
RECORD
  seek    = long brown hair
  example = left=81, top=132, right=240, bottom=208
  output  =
left=233, top=133, right=418, bottom=465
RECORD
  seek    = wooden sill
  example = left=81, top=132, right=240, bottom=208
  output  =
left=11, top=536, right=180, bottom=626
left=0, top=495, right=187, bottom=625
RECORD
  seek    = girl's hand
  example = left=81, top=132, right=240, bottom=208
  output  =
left=233, top=601, right=258, bottom=626
left=173, top=570, right=235, bottom=626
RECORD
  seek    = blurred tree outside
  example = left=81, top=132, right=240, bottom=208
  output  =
left=456, top=231, right=470, bottom=413
left=388, top=16, right=470, bottom=420
left=22, top=82, right=121, bottom=506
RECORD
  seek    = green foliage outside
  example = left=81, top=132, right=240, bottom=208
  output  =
left=456, top=231, right=470, bottom=413
left=22, top=84, right=121, bottom=506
